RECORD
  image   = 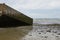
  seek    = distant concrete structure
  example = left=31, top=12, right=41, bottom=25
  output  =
left=0, top=3, right=33, bottom=27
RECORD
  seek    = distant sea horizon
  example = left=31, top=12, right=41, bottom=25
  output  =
left=33, top=18, right=60, bottom=24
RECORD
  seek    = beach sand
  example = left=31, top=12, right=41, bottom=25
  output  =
left=0, top=26, right=32, bottom=40
left=22, top=25, right=60, bottom=40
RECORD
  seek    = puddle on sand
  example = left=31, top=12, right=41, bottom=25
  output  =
left=0, top=26, right=33, bottom=40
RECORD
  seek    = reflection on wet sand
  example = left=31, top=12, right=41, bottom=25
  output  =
left=0, top=26, right=33, bottom=40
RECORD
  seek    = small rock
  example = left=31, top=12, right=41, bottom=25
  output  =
left=58, top=33, right=60, bottom=35
left=53, top=31, right=57, bottom=33
left=29, top=35, right=32, bottom=36
left=39, top=33, right=41, bottom=34
left=56, top=36, right=59, bottom=37
left=44, top=36, right=48, bottom=38
left=47, top=30, right=51, bottom=32
left=41, top=30, right=43, bottom=32
left=37, top=31, right=40, bottom=32
left=41, top=36, right=43, bottom=38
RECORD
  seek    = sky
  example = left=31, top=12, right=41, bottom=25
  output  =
left=0, top=0, right=60, bottom=18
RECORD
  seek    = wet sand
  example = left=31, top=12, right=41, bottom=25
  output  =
left=0, top=26, right=32, bottom=40
left=1, top=24, right=60, bottom=40
left=22, top=25, right=60, bottom=40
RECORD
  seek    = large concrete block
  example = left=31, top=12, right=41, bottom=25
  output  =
left=0, top=3, right=33, bottom=27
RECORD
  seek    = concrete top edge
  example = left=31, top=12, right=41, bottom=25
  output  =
left=0, top=3, right=5, bottom=5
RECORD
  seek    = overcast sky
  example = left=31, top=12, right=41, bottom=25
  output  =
left=0, top=0, right=60, bottom=18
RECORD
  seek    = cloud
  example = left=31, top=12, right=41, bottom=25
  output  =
left=28, top=13, right=60, bottom=18
left=0, top=0, right=5, bottom=3
left=2, top=0, right=60, bottom=9
left=0, top=0, right=60, bottom=18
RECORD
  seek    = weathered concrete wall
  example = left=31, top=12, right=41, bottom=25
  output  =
left=0, top=3, right=33, bottom=27
left=0, top=3, right=33, bottom=25
left=0, top=15, right=32, bottom=27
